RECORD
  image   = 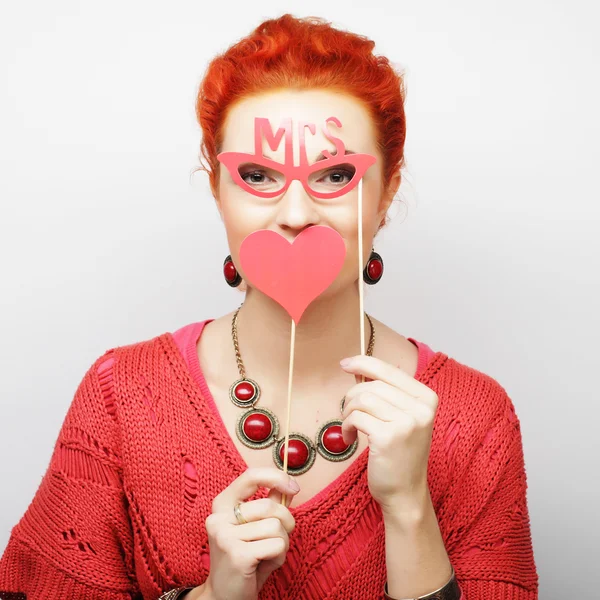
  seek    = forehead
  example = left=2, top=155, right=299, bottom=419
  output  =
left=220, top=89, right=378, bottom=158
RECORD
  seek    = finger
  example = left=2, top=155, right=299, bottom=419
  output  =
left=341, top=355, right=438, bottom=408
left=235, top=517, right=288, bottom=543
left=268, top=485, right=292, bottom=509
left=354, top=373, right=373, bottom=385
left=245, top=537, right=289, bottom=563
left=343, top=381, right=433, bottom=421
left=342, top=391, right=397, bottom=422
left=342, top=408, right=419, bottom=445
left=227, top=496, right=296, bottom=532
left=212, top=467, right=300, bottom=513
left=341, top=410, right=382, bottom=444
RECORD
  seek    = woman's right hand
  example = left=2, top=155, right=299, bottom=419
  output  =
left=201, top=467, right=301, bottom=600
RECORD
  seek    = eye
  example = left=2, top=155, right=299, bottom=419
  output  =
left=240, top=169, right=270, bottom=184
left=312, top=163, right=356, bottom=186
left=237, top=163, right=285, bottom=190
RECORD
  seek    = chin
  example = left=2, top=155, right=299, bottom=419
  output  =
left=321, top=277, right=359, bottom=300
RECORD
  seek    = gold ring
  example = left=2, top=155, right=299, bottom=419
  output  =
left=233, top=501, right=247, bottom=525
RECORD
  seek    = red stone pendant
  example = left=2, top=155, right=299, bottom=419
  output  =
left=229, top=378, right=260, bottom=408
left=236, top=407, right=279, bottom=450
left=273, top=433, right=316, bottom=475
left=316, top=419, right=359, bottom=462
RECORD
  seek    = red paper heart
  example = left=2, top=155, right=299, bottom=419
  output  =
left=239, top=226, right=347, bottom=324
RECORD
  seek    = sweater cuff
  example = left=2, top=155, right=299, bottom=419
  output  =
left=459, top=578, right=538, bottom=599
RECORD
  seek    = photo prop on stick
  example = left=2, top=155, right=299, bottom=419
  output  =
left=217, top=116, right=377, bottom=504
left=239, top=227, right=345, bottom=324
left=217, top=116, right=376, bottom=199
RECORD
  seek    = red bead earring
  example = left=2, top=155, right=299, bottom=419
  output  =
left=223, top=255, right=242, bottom=287
left=363, top=249, right=384, bottom=285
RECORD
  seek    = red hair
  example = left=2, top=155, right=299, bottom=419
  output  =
left=194, top=13, right=407, bottom=226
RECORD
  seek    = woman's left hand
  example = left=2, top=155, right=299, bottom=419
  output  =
left=339, top=355, right=439, bottom=517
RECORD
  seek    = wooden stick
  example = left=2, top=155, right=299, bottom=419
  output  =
left=281, top=318, right=296, bottom=506
left=358, top=178, right=366, bottom=381
left=282, top=178, right=366, bottom=506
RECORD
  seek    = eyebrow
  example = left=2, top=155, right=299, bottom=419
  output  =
left=262, top=149, right=357, bottom=162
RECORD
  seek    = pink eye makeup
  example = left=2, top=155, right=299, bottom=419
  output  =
left=217, top=116, right=376, bottom=200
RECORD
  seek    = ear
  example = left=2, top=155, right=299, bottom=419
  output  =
left=376, top=170, right=401, bottom=227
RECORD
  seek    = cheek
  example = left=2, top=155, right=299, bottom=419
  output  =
left=220, top=203, right=250, bottom=259
left=220, top=189, right=265, bottom=234
left=341, top=180, right=382, bottom=235
left=339, top=239, right=373, bottom=278
left=219, top=192, right=275, bottom=278
left=333, top=183, right=381, bottom=280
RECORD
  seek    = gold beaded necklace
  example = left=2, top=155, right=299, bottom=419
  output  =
left=228, top=305, right=375, bottom=475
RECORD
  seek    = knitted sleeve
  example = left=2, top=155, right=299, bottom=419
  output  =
left=0, top=350, right=141, bottom=599
left=440, top=380, right=539, bottom=599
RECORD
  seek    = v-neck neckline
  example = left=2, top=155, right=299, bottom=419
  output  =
left=167, top=318, right=437, bottom=515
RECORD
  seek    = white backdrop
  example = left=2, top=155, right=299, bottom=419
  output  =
left=1, top=1, right=598, bottom=598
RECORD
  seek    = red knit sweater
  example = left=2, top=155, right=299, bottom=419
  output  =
left=0, top=320, right=539, bottom=599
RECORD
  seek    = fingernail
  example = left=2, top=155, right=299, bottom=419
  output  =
left=288, top=476, right=300, bottom=491
left=340, top=358, right=352, bottom=368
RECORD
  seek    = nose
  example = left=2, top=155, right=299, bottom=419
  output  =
left=274, top=179, right=320, bottom=236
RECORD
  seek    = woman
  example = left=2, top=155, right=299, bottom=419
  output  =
left=0, top=13, right=538, bottom=600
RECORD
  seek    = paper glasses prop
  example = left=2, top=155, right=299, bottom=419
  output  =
left=217, top=116, right=377, bottom=505
left=217, top=116, right=376, bottom=199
